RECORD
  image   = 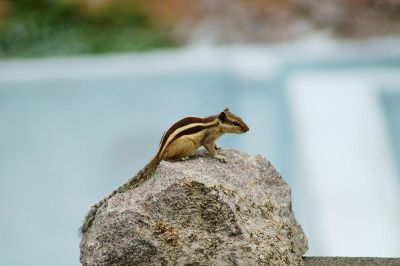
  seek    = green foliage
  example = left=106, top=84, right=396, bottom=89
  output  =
left=0, top=0, right=176, bottom=57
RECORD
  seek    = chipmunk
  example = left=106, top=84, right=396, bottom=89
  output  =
left=80, top=108, right=249, bottom=234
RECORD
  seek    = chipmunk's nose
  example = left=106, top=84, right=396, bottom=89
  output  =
left=242, top=124, right=249, bottom=132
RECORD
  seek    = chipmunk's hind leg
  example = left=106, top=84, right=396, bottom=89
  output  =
left=162, top=135, right=200, bottom=161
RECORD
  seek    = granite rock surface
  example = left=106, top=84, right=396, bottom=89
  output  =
left=80, top=149, right=308, bottom=265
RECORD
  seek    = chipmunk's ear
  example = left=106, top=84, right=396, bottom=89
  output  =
left=218, top=111, right=227, bottom=122
left=224, top=107, right=230, bottom=112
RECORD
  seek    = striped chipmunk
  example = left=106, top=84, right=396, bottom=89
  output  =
left=80, top=108, right=249, bottom=234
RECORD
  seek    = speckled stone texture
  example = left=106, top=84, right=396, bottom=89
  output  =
left=80, top=149, right=308, bottom=266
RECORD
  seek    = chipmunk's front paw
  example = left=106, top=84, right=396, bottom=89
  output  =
left=215, top=154, right=227, bottom=163
left=214, top=144, right=221, bottom=150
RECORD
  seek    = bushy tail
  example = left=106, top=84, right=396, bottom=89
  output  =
left=79, top=157, right=161, bottom=235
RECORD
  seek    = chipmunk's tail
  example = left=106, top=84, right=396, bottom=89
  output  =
left=79, top=157, right=161, bottom=235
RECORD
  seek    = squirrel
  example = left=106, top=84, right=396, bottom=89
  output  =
left=80, top=108, right=249, bottom=235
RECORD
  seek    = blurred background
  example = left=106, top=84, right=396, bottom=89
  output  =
left=1, top=0, right=400, bottom=265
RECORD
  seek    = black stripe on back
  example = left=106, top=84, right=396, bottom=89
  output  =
left=171, top=123, right=217, bottom=143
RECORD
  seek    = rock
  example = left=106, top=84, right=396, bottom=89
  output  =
left=80, top=149, right=308, bottom=266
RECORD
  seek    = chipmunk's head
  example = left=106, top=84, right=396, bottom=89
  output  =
left=218, top=108, right=249, bottom=134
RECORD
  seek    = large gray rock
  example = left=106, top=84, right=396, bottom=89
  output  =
left=80, top=149, right=308, bottom=265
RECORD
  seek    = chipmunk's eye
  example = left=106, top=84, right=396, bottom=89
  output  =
left=233, top=121, right=239, bottom=126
